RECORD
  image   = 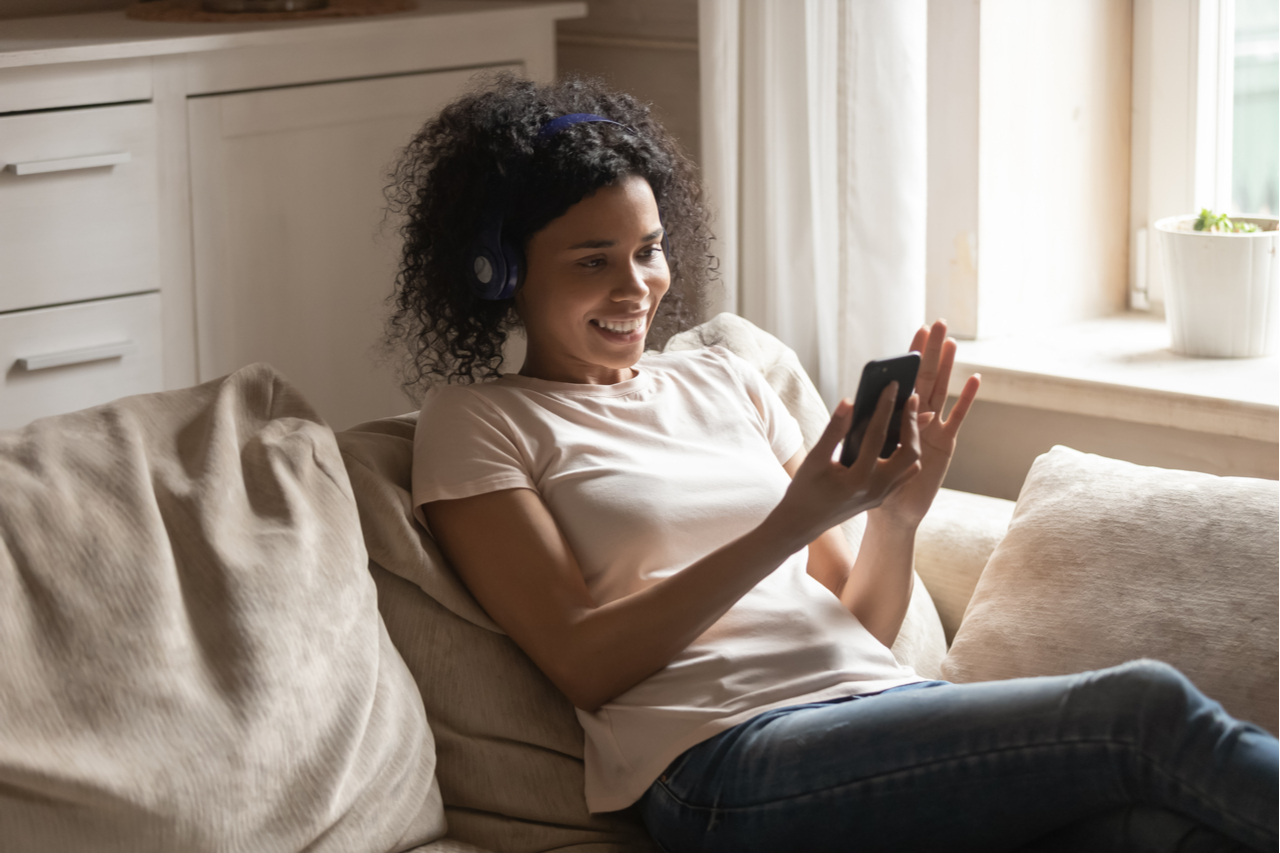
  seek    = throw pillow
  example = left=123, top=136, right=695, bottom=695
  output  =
left=941, top=445, right=1278, bottom=734
left=0, top=364, right=442, bottom=853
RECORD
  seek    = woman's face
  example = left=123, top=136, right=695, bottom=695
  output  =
left=515, top=174, right=670, bottom=384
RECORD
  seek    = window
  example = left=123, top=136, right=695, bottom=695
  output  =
left=1130, top=0, right=1280, bottom=310
left=1231, top=0, right=1279, bottom=216
left=925, top=0, right=1277, bottom=327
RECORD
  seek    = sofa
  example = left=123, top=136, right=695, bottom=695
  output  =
left=1, top=314, right=1275, bottom=853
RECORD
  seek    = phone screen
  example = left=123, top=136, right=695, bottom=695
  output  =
left=839, top=353, right=921, bottom=467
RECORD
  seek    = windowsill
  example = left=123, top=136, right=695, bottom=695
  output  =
left=946, top=312, right=1279, bottom=444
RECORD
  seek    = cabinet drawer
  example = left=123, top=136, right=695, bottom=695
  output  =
left=0, top=59, right=152, bottom=114
left=0, top=102, right=160, bottom=314
left=0, top=292, right=163, bottom=431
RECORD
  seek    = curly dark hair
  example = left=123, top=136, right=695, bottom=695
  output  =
left=384, top=72, right=715, bottom=389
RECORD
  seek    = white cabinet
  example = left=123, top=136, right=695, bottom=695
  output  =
left=187, top=67, right=516, bottom=430
left=0, top=101, right=160, bottom=314
left=0, top=91, right=163, bottom=429
left=0, top=2, right=582, bottom=431
left=0, top=293, right=163, bottom=430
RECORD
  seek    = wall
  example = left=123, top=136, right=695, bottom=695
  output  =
left=944, top=397, right=1278, bottom=501
left=553, top=0, right=700, bottom=165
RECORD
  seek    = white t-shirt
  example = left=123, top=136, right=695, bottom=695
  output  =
left=411, top=346, right=921, bottom=812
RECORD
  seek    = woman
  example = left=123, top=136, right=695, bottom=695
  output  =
left=387, top=74, right=1277, bottom=853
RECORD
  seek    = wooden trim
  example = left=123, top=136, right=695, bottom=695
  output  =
left=557, top=32, right=697, bottom=53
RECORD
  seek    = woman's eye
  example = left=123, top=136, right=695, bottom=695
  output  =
left=579, top=257, right=605, bottom=268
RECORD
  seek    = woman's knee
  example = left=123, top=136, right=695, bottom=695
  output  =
left=1112, top=658, right=1195, bottom=691
left=1083, top=659, right=1211, bottom=727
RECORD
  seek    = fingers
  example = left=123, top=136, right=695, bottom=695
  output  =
left=899, top=393, right=921, bottom=454
left=929, top=338, right=957, bottom=413
left=922, top=319, right=947, bottom=364
left=813, top=397, right=854, bottom=462
left=908, top=325, right=928, bottom=354
left=914, top=319, right=948, bottom=411
left=850, top=382, right=898, bottom=470
left=883, top=393, right=922, bottom=482
left=942, top=373, right=981, bottom=437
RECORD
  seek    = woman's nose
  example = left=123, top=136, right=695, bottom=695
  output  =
left=611, top=260, right=653, bottom=301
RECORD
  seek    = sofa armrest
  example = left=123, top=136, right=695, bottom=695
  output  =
left=917, top=488, right=1015, bottom=646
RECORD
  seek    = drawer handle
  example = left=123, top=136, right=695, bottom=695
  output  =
left=17, top=340, right=137, bottom=372
left=5, top=152, right=132, bottom=176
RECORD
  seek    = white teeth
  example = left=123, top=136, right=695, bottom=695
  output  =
left=595, top=318, right=644, bottom=333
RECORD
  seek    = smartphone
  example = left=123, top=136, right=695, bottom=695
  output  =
left=839, top=353, right=921, bottom=467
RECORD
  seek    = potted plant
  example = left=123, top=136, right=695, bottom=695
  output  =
left=1154, top=209, right=1279, bottom=358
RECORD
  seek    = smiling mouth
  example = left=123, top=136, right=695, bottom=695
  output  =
left=590, top=317, right=646, bottom=334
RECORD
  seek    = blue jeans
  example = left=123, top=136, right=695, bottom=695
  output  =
left=638, top=660, right=1278, bottom=853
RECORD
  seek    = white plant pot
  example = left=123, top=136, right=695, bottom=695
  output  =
left=1154, top=215, right=1279, bottom=358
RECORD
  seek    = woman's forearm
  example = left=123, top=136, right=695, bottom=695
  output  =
left=838, top=511, right=917, bottom=648
left=557, top=508, right=810, bottom=712
left=569, top=505, right=917, bottom=712
left=428, top=396, right=920, bottom=714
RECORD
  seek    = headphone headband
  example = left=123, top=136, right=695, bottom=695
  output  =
left=535, top=113, right=632, bottom=143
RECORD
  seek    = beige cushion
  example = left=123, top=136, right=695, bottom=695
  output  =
left=915, top=488, right=1015, bottom=645
left=338, top=416, right=658, bottom=853
left=666, top=313, right=949, bottom=678
left=942, top=445, right=1279, bottom=734
left=0, top=364, right=443, bottom=853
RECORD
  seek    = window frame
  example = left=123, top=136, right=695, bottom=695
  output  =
left=1129, top=0, right=1240, bottom=312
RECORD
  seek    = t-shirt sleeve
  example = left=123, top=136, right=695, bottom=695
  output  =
left=706, top=346, right=806, bottom=465
left=411, top=385, right=536, bottom=528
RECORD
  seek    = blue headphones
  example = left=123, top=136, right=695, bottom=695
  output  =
left=466, top=113, right=669, bottom=300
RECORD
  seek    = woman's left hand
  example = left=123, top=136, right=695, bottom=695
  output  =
left=871, top=319, right=980, bottom=530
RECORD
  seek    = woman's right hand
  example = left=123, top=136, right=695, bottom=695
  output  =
left=770, top=385, right=923, bottom=546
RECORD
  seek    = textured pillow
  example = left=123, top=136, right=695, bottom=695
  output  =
left=0, top=364, right=442, bottom=853
left=666, top=312, right=949, bottom=678
left=915, top=488, right=1015, bottom=645
left=942, top=446, right=1279, bottom=734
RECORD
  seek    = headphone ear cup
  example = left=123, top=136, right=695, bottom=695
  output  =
left=468, top=209, right=515, bottom=300
left=496, top=237, right=522, bottom=300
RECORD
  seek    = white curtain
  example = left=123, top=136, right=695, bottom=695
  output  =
left=698, top=0, right=927, bottom=406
